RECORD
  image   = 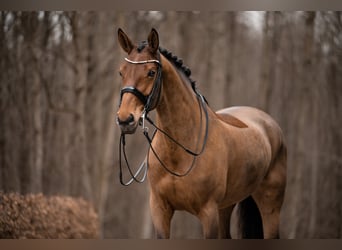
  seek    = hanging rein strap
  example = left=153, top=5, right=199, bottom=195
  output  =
left=119, top=133, right=148, bottom=186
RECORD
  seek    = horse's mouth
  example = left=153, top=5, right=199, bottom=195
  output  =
left=116, top=116, right=139, bottom=134
left=119, top=122, right=138, bottom=134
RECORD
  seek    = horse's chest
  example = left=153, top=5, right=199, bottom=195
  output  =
left=157, top=176, right=205, bottom=214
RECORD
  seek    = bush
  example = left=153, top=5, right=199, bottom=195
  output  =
left=0, top=192, right=99, bottom=238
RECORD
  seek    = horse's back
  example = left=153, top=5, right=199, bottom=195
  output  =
left=216, top=106, right=278, bottom=129
left=216, top=106, right=285, bottom=161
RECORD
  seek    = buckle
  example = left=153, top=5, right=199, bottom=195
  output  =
left=139, top=109, right=149, bottom=133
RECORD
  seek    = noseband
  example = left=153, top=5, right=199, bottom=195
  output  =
left=119, top=54, right=162, bottom=114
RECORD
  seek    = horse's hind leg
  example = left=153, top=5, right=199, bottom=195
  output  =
left=253, top=144, right=287, bottom=239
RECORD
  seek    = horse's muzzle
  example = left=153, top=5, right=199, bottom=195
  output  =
left=116, top=114, right=138, bottom=134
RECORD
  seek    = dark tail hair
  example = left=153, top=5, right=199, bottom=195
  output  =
left=237, top=196, right=264, bottom=238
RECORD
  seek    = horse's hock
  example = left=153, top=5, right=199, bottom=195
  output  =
left=0, top=192, right=99, bottom=238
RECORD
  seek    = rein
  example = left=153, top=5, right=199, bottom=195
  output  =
left=118, top=53, right=209, bottom=185
left=143, top=93, right=209, bottom=177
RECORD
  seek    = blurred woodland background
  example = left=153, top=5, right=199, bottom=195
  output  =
left=0, top=11, right=341, bottom=238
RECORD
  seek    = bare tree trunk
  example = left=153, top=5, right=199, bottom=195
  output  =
left=259, top=12, right=281, bottom=111
left=30, top=52, right=43, bottom=193
left=68, top=12, right=91, bottom=200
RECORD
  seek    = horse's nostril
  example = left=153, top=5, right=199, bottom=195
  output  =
left=117, top=114, right=135, bottom=126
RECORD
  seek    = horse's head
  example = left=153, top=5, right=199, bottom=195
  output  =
left=116, top=28, right=162, bottom=134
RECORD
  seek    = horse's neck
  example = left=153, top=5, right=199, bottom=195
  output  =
left=155, top=57, right=202, bottom=148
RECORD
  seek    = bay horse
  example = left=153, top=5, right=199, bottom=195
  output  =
left=116, top=28, right=287, bottom=239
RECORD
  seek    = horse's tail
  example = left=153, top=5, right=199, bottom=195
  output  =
left=237, top=196, right=264, bottom=238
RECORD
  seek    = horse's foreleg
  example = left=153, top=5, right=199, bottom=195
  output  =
left=219, top=205, right=235, bottom=238
left=198, top=202, right=220, bottom=239
left=150, top=193, right=174, bottom=239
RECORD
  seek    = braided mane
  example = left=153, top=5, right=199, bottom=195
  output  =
left=158, top=47, right=197, bottom=92
left=136, top=41, right=197, bottom=92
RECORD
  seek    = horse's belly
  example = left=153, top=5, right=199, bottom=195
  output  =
left=223, top=159, right=269, bottom=207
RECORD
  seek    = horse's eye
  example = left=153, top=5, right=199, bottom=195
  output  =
left=147, top=70, right=156, bottom=78
left=119, top=71, right=123, bottom=77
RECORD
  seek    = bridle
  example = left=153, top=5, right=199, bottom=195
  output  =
left=118, top=51, right=209, bottom=186
left=118, top=55, right=162, bottom=114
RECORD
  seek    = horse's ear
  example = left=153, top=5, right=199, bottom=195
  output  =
left=118, top=28, right=134, bottom=54
left=148, top=28, right=159, bottom=54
